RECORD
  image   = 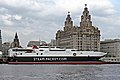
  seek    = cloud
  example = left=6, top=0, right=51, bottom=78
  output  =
left=1, top=14, right=13, bottom=26
left=14, top=15, right=22, bottom=21
left=0, top=0, right=119, bottom=46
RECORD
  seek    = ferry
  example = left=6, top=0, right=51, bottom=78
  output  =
left=7, top=46, right=107, bottom=64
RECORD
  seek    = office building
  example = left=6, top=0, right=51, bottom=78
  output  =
left=56, top=4, right=100, bottom=51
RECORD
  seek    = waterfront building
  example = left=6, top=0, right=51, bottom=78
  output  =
left=100, top=39, right=120, bottom=57
left=27, top=41, right=40, bottom=47
left=0, top=30, right=2, bottom=51
left=27, top=40, right=47, bottom=47
left=56, top=4, right=100, bottom=51
left=2, top=42, right=11, bottom=55
left=49, top=39, right=56, bottom=46
left=40, top=41, right=48, bottom=46
left=11, top=32, right=21, bottom=48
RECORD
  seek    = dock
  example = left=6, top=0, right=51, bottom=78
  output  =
left=101, top=57, right=120, bottom=64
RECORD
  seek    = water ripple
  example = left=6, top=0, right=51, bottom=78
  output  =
left=0, top=64, right=119, bottom=80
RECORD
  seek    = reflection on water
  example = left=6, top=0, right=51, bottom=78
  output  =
left=0, top=64, right=120, bottom=80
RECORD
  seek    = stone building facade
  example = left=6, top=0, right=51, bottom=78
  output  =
left=2, top=42, right=10, bottom=55
left=100, top=39, right=120, bottom=57
left=56, top=5, right=100, bottom=51
left=27, top=40, right=47, bottom=47
left=49, top=39, right=56, bottom=46
left=27, top=41, right=40, bottom=47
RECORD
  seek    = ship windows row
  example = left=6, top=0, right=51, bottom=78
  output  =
left=14, top=53, right=43, bottom=55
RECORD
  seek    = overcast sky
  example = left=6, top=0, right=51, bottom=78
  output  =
left=0, top=0, right=120, bottom=46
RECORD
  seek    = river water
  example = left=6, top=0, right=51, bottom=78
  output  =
left=0, top=64, right=120, bottom=80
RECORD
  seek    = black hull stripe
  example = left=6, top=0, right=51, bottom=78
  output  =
left=8, top=61, right=106, bottom=64
left=8, top=56, right=101, bottom=62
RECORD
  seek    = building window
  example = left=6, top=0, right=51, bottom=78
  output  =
left=86, top=29, right=89, bottom=32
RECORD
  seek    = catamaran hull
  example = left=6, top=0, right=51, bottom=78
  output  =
left=8, top=61, right=106, bottom=64
left=8, top=56, right=106, bottom=64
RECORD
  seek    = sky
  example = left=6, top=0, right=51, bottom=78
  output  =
left=0, top=0, right=120, bottom=47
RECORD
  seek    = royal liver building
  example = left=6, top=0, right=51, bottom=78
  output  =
left=56, top=5, right=100, bottom=51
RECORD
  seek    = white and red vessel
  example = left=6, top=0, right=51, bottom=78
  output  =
left=7, top=46, right=107, bottom=64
